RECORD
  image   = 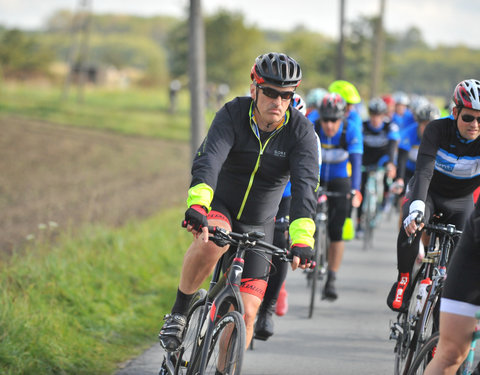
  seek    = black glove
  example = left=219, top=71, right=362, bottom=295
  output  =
left=290, top=244, right=314, bottom=265
left=183, top=205, right=208, bottom=231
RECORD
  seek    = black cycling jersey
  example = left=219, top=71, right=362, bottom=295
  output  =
left=412, top=117, right=480, bottom=201
left=362, top=119, right=398, bottom=166
left=191, top=96, right=319, bottom=225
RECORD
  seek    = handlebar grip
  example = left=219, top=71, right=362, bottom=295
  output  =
left=407, top=213, right=425, bottom=245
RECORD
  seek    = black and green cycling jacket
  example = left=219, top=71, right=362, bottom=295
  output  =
left=187, top=96, right=319, bottom=247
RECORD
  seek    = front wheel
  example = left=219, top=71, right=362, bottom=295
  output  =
left=202, top=311, right=246, bottom=375
left=407, top=332, right=439, bottom=375
left=309, top=221, right=327, bottom=318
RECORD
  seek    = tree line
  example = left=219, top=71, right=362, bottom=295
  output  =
left=1, top=9, right=480, bottom=99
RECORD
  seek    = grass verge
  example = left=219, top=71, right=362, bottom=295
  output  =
left=0, top=207, right=191, bottom=375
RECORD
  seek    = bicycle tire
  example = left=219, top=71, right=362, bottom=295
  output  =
left=201, top=311, right=246, bottom=375
left=393, top=268, right=424, bottom=375
left=308, top=221, right=327, bottom=318
left=407, top=332, right=439, bottom=375
left=362, top=187, right=375, bottom=250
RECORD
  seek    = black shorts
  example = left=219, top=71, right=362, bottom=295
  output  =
left=442, top=203, right=480, bottom=314
left=209, top=196, right=275, bottom=299
left=323, top=178, right=351, bottom=242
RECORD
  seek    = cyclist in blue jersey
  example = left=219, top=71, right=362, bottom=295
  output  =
left=328, top=80, right=363, bottom=238
left=397, top=102, right=441, bottom=193
left=305, top=87, right=327, bottom=120
left=392, top=91, right=415, bottom=130
left=313, top=93, right=363, bottom=300
left=387, top=79, right=480, bottom=312
left=158, top=52, right=319, bottom=351
left=356, top=97, right=400, bottom=236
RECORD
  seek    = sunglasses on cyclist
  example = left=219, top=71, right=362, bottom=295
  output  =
left=461, top=114, right=480, bottom=123
left=321, top=117, right=340, bottom=123
left=256, top=84, right=295, bottom=100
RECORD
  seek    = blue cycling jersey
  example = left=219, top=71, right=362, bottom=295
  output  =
left=392, top=108, right=415, bottom=130
left=314, top=121, right=363, bottom=187
left=398, top=122, right=421, bottom=173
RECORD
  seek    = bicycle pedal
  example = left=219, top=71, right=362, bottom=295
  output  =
left=253, top=333, right=270, bottom=341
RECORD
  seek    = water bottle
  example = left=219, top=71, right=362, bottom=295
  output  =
left=415, top=278, right=432, bottom=314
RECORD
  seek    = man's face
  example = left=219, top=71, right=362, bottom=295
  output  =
left=251, top=83, right=295, bottom=125
left=369, top=112, right=384, bottom=128
left=454, top=107, right=480, bottom=141
left=320, top=118, right=342, bottom=138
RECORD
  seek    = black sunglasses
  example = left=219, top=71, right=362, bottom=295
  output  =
left=461, top=114, right=480, bottom=123
left=321, top=117, right=340, bottom=123
left=256, top=84, right=295, bottom=100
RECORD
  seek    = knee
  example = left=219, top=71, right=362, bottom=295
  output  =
left=243, top=301, right=261, bottom=328
left=436, top=340, right=469, bottom=368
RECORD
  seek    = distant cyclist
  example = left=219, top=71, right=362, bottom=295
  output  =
left=313, top=93, right=363, bottom=300
left=328, top=80, right=363, bottom=238
left=387, top=79, right=480, bottom=312
left=392, top=91, right=415, bottom=130
left=356, top=97, right=400, bottom=237
left=305, top=87, right=327, bottom=120
left=158, top=52, right=319, bottom=351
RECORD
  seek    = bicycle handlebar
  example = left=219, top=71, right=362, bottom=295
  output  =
left=407, top=214, right=463, bottom=245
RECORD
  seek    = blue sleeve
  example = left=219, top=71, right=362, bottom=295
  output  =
left=346, top=122, right=364, bottom=154
left=388, top=122, right=401, bottom=141
left=349, top=153, right=362, bottom=191
left=282, top=181, right=291, bottom=198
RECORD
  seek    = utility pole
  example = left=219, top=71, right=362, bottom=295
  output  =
left=188, top=0, right=206, bottom=160
left=370, top=0, right=386, bottom=98
left=336, top=0, right=346, bottom=80
left=62, top=0, right=92, bottom=102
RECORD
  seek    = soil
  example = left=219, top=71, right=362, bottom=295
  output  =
left=0, top=116, right=191, bottom=253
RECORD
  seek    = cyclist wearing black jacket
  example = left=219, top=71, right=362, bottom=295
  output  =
left=159, top=52, right=319, bottom=351
left=387, top=79, right=480, bottom=312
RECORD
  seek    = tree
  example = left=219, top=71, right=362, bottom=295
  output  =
left=0, top=29, right=54, bottom=78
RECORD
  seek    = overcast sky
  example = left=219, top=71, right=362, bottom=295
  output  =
left=1, top=0, right=479, bottom=48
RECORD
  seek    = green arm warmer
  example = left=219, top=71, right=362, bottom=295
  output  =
left=186, top=183, right=214, bottom=212
left=289, top=217, right=316, bottom=248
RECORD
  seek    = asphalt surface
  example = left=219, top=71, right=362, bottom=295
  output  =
left=115, top=211, right=401, bottom=375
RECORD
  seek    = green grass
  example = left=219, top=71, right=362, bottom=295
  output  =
left=0, top=207, right=192, bottom=374
left=0, top=84, right=193, bottom=141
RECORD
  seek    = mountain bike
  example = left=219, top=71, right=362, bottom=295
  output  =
left=159, top=226, right=293, bottom=375
left=361, top=166, right=386, bottom=250
left=407, top=310, right=480, bottom=375
left=389, top=213, right=463, bottom=375
left=307, top=188, right=351, bottom=318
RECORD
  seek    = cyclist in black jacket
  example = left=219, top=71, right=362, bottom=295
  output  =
left=159, top=52, right=319, bottom=351
left=387, top=79, right=480, bottom=312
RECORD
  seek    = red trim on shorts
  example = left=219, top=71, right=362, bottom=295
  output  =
left=207, top=210, right=230, bottom=226
left=240, top=279, right=268, bottom=299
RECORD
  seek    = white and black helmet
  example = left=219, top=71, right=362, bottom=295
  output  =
left=453, top=79, right=480, bottom=110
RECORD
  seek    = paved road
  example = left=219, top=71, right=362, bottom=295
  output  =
left=116, top=212, right=401, bottom=375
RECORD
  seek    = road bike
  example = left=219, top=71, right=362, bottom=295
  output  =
left=159, top=226, right=292, bottom=375
left=407, top=310, right=480, bottom=374
left=361, top=166, right=386, bottom=250
left=306, top=188, right=351, bottom=318
left=389, top=213, right=463, bottom=375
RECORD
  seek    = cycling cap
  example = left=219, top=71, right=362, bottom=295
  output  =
left=306, top=88, right=327, bottom=108
left=453, top=79, right=480, bottom=110
left=328, top=80, right=361, bottom=104
left=393, top=91, right=410, bottom=106
left=368, top=97, right=387, bottom=114
left=292, top=93, right=307, bottom=115
left=250, top=52, right=302, bottom=87
left=415, top=102, right=440, bottom=123
left=319, top=93, right=346, bottom=119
